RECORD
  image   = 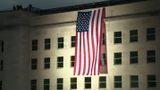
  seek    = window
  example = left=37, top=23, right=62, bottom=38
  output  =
left=58, top=37, right=64, bottom=48
left=147, top=28, right=156, bottom=41
left=32, top=40, right=38, bottom=51
left=57, top=78, right=63, bottom=90
left=1, top=41, right=4, bottom=52
left=103, top=33, right=106, bottom=45
left=70, top=78, right=77, bottom=89
left=44, top=57, right=50, bottom=69
left=57, top=57, right=63, bottom=68
left=114, top=76, right=122, bottom=88
left=114, top=31, right=121, bottom=44
left=44, top=38, right=51, bottom=50
left=0, top=81, right=2, bottom=90
left=99, top=76, right=106, bottom=88
left=0, top=60, right=3, bottom=71
left=114, top=52, right=122, bottom=65
left=130, top=75, right=139, bottom=88
left=31, top=80, right=37, bottom=90
left=71, top=56, right=74, bottom=67
left=44, top=79, right=50, bottom=90
left=147, top=50, right=156, bottom=63
left=71, top=36, right=76, bottom=47
left=130, top=51, right=138, bottom=64
left=31, top=58, right=37, bottom=70
left=130, top=30, right=138, bottom=42
left=85, top=77, right=91, bottom=89
left=147, top=75, right=156, bottom=87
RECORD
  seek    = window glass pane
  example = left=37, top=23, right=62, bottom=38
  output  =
left=130, top=75, right=139, bottom=88
left=31, top=80, right=37, bottom=90
left=58, top=37, right=64, bottom=48
left=99, top=76, right=106, bottom=88
left=45, top=38, right=50, bottom=50
left=71, top=36, right=76, bottom=47
left=147, top=28, right=155, bottom=41
left=44, top=79, right=50, bottom=90
left=130, top=51, right=138, bottom=64
left=57, top=78, right=63, bottom=90
left=114, top=32, right=121, bottom=44
left=114, top=52, right=122, bottom=64
left=148, top=75, right=156, bottom=87
left=44, top=57, right=50, bottom=69
left=32, top=40, right=38, bottom=51
left=147, top=50, right=156, bottom=63
left=71, top=56, right=74, bottom=67
left=130, top=30, right=138, bottom=42
left=71, top=78, right=77, bottom=89
left=114, top=76, right=122, bottom=88
left=85, top=77, right=91, bottom=89
left=57, top=57, right=63, bottom=68
left=31, top=58, right=37, bottom=70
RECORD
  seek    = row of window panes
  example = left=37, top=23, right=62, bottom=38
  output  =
left=31, top=54, right=106, bottom=70
left=30, top=75, right=157, bottom=90
left=114, top=50, right=156, bottom=65
left=32, top=36, right=76, bottom=51
left=114, top=28, right=156, bottom=43
left=31, top=76, right=106, bottom=90
left=32, top=33, right=107, bottom=51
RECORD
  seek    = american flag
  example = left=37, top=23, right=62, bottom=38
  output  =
left=74, top=8, right=106, bottom=75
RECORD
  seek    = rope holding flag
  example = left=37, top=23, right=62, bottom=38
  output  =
left=74, top=8, right=106, bottom=75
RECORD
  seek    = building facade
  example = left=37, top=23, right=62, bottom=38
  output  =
left=0, top=0, right=160, bottom=90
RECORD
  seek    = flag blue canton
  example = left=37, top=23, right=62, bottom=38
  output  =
left=76, top=11, right=91, bottom=32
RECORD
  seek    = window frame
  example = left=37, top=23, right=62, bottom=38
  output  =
left=31, top=58, right=37, bottom=70
left=99, top=76, right=106, bottom=88
left=130, top=51, right=138, bottom=64
left=130, top=75, right=139, bottom=88
left=57, top=57, right=63, bottom=68
left=70, top=78, right=77, bottom=89
left=147, top=75, right=156, bottom=88
left=44, top=79, right=50, bottom=90
left=32, top=40, right=38, bottom=51
left=57, top=78, right=63, bottom=90
left=114, top=52, right=122, bottom=65
left=114, top=31, right=122, bottom=44
left=44, top=38, right=51, bottom=50
left=130, top=30, right=138, bottom=42
left=71, top=36, right=76, bottom=47
left=70, top=56, right=74, bottom=67
left=147, top=28, right=156, bottom=41
left=31, top=79, right=37, bottom=90
left=44, top=57, right=50, bottom=69
left=85, top=77, right=91, bottom=89
left=147, top=50, right=156, bottom=63
left=58, top=37, right=64, bottom=49
left=114, top=76, right=122, bottom=88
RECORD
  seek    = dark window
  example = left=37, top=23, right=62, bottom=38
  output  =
left=99, top=76, right=106, bottom=88
left=57, top=78, right=63, bottom=90
left=147, top=50, right=156, bottom=63
left=85, top=77, right=91, bottom=89
left=31, top=80, right=37, bottom=90
left=71, top=56, right=74, bottom=67
left=114, top=52, right=122, bottom=65
left=44, top=79, right=50, bottom=90
left=103, top=33, right=106, bottom=45
left=130, top=75, right=139, bottom=88
left=57, top=57, right=63, bottom=68
left=130, top=30, right=138, bottom=42
left=130, top=51, right=138, bottom=64
left=31, top=58, right=37, bottom=70
left=32, top=40, right=38, bottom=51
left=114, top=31, right=121, bottom=44
left=147, top=28, right=156, bottom=41
left=0, top=60, right=3, bottom=71
left=0, top=81, right=2, bottom=90
left=1, top=41, right=4, bottom=52
left=114, top=76, right=122, bottom=88
left=44, top=38, right=50, bottom=50
left=147, top=75, right=156, bottom=87
left=44, top=57, right=50, bottom=69
left=70, top=78, right=77, bottom=89
left=58, top=37, right=64, bottom=48
left=71, top=36, right=76, bottom=47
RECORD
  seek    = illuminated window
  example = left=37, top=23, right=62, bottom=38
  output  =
left=44, top=38, right=50, bottom=50
left=58, top=37, right=64, bottom=48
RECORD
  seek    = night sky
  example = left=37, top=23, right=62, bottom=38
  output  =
left=0, top=0, right=108, bottom=10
